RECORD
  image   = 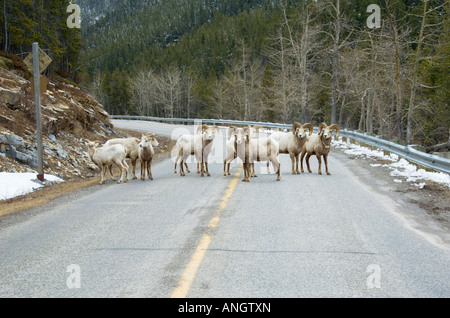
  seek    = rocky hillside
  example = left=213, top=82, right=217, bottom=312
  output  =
left=0, top=53, right=120, bottom=181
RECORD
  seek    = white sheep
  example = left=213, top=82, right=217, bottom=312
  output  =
left=228, top=126, right=252, bottom=181
left=224, top=125, right=264, bottom=176
left=247, top=136, right=281, bottom=181
left=301, top=123, right=340, bottom=175
left=138, top=133, right=159, bottom=181
left=87, top=141, right=128, bottom=184
left=104, top=137, right=140, bottom=180
left=270, top=122, right=313, bottom=174
left=174, top=124, right=220, bottom=177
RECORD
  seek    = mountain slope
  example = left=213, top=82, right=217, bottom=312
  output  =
left=78, top=0, right=278, bottom=74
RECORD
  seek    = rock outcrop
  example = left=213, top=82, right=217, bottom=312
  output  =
left=0, top=57, right=120, bottom=180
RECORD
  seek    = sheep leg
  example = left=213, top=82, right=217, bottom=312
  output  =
left=317, top=155, right=322, bottom=175
left=224, top=158, right=231, bottom=176
left=99, top=163, right=106, bottom=184
left=300, top=150, right=306, bottom=173
left=185, top=162, right=190, bottom=173
left=124, top=161, right=129, bottom=182
left=276, top=162, right=281, bottom=181
left=180, top=159, right=186, bottom=176
left=271, top=155, right=281, bottom=181
left=131, top=158, right=137, bottom=179
left=295, top=154, right=300, bottom=174
left=290, top=153, right=296, bottom=174
left=324, top=154, right=330, bottom=175
left=105, top=164, right=116, bottom=181
left=197, top=163, right=200, bottom=174
left=119, top=164, right=126, bottom=183
left=305, top=153, right=312, bottom=173
left=251, top=163, right=257, bottom=177
left=266, top=161, right=270, bottom=174
left=140, top=159, right=146, bottom=180
left=204, top=161, right=210, bottom=177
left=114, top=159, right=126, bottom=183
left=148, top=158, right=153, bottom=180
left=242, top=162, right=251, bottom=182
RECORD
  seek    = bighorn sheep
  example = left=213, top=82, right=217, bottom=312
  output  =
left=270, top=122, right=313, bottom=174
left=87, top=141, right=128, bottom=184
left=174, top=124, right=220, bottom=177
left=229, top=125, right=281, bottom=182
left=104, top=137, right=140, bottom=180
left=248, top=136, right=281, bottom=181
left=301, top=123, right=340, bottom=175
left=224, top=126, right=247, bottom=176
left=138, top=133, right=159, bottom=181
left=223, top=125, right=262, bottom=176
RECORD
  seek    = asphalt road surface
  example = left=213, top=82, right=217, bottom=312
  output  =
left=0, top=120, right=449, bottom=298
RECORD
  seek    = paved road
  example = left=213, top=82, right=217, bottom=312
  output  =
left=0, top=120, right=449, bottom=297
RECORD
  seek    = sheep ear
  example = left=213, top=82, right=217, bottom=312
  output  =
left=214, top=126, right=221, bottom=136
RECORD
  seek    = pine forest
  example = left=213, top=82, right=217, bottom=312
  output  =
left=1, top=0, right=448, bottom=148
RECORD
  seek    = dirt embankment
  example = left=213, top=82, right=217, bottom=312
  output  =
left=0, top=53, right=176, bottom=216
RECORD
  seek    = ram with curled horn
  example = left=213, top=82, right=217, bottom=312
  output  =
left=301, top=122, right=340, bottom=175
left=269, top=122, right=313, bottom=175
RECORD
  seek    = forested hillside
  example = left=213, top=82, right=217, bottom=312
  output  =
left=0, top=0, right=81, bottom=75
left=1, top=0, right=448, bottom=149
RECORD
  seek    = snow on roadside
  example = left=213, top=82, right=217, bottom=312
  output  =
left=333, top=138, right=450, bottom=189
left=0, top=172, right=64, bottom=201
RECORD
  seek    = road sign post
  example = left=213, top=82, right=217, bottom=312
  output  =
left=32, top=42, right=44, bottom=182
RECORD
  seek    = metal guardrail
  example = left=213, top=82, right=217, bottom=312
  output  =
left=111, top=115, right=450, bottom=174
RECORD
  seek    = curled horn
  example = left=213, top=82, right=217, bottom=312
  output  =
left=214, top=125, right=220, bottom=136
left=292, top=122, right=302, bottom=135
left=328, top=124, right=340, bottom=139
left=318, top=122, right=328, bottom=136
left=302, top=123, right=314, bottom=136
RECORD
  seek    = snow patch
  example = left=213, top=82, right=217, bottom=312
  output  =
left=0, top=172, right=64, bottom=201
left=333, top=138, right=450, bottom=188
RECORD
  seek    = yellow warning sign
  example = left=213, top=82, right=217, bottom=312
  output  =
left=23, top=48, right=52, bottom=74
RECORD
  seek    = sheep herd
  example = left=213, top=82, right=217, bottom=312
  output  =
left=87, top=122, right=340, bottom=184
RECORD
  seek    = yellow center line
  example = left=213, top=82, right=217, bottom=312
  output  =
left=170, top=168, right=241, bottom=298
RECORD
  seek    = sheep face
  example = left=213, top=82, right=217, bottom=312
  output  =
left=319, top=124, right=340, bottom=140
left=202, top=125, right=220, bottom=141
left=292, top=123, right=313, bottom=140
left=139, top=133, right=159, bottom=148
left=233, top=128, right=247, bottom=145
left=87, top=141, right=101, bottom=155
left=295, top=126, right=308, bottom=139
